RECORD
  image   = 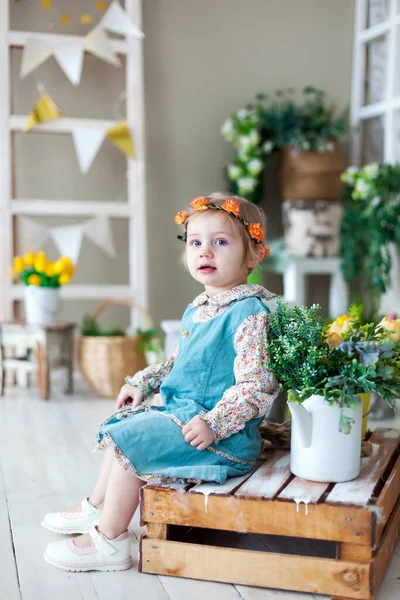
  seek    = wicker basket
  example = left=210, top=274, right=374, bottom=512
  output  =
left=78, top=299, right=153, bottom=398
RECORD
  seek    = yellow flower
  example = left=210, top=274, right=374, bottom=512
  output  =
left=54, top=257, right=75, bottom=278
left=58, top=273, right=71, bottom=285
left=60, top=14, right=70, bottom=24
left=378, top=316, right=400, bottom=342
left=326, top=315, right=354, bottom=349
left=34, top=255, right=47, bottom=273
left=24, top=252, right=35, bottom=266
left=45, top=264, right=55, bottom=277
left=13, top=256, right=25, bottom=273
left=41, top=0, right=52, bottom=9
left=96, top=1, right=106, bottom=10
left=27, top=274, right=41, bottom=286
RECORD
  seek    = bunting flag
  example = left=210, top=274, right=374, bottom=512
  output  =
left=100, top=1, right=144, bottom=38
left=19, top=218, right=49, bottom=253
left=106, top=121, right=135, bottom=157
left=71, top=127, right=106, bottom=173
left=53, top=42, right=85, bottom=85
left=49, top=224, right=85, bottom=265
left=20, top=37, right=53, bottom=78
left=84, top=216, right=116, bottom=258
left=22, top=93, right=63, bottom=132
left=84, top=25, right=120, bottom=66
left=18, top=217, right=116, bottom=264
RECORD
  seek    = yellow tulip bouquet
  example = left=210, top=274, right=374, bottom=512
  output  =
left=10, top=251, right=75, bottom=287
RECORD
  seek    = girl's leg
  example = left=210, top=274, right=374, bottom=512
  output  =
left=66, top=445, right=115, bottom=512
left=74, top=456, right=146, bottom=547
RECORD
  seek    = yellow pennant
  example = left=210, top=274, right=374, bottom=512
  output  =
left=23, top=93, right=63, bottom=132
left=106, top=121, right=135, bottom=157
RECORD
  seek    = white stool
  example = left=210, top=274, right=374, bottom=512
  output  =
left=283, top=257, right=348, bottom=318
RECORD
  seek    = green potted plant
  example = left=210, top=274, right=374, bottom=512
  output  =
left=266, top=300, right=400, bottom=482
left=340, top=163, right=400, bottom=317
left=221, top=86, right=348, bottom=205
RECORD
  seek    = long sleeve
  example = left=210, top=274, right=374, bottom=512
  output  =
left=125, top=347, right=179, bottom=397
left=200, top=312, right=278, bottom=442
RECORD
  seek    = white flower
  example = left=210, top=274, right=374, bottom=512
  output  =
left=326, top=141, right=335, bottom=151
left=247, top=158, right=263, bottom=175
left=263, top=140, right=274, bottom=153
left=237, top=109, right=250, bottom=119
left=341, top=166, right=358, bottom=184
left=363, top=163, right=379, bottom=179
left=238, top=134, right=259, bottom=152
left=227, top=164, right=242, bottom=180
left=302, top=141, right=311, bottom=151
left=355, top=178, right=371, bottom=198
left=221, top=118, right=235, bottom=141
left=237, top=176, right=257, bottom=193
left=371, top=196, right=381, bottom=207
left=248, top=129, right=260, bottom=146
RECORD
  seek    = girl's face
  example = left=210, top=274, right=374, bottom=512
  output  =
left=186, top=212, right=259, bottom=296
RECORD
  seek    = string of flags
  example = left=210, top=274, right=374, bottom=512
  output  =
left=20, top=1, right=144, bottom=86
left=19, top=216, right=116, bottom=266
left=23, top=91, right=135, bottom=172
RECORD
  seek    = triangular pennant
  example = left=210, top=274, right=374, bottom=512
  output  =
left=20, top=37, right=53, bottom=78
left=100, top=1, right=144, bottom=38
left=106, top=121, right=135, bottom=157
left=84, top=216, right=116, bottom=258
left=22, top=93, right=63, bottom=132
left=19, top=217, right=49, bottom=253
left=49, top=224, right=85, bottom=265
left=71, top=127, right=106, bottom=173
left=84, top=25, right=121, bottom=66
left=53, top=42, right=84, bottom=86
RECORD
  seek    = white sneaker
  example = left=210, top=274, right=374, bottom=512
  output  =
left=44, top=526, right=133, bottom=572
left=41, top=498, right=102, bottom=535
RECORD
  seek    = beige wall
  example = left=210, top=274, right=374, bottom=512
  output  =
left=143, top=0, right=355, bottom=324
left=10, top=0, right=355, bottom=329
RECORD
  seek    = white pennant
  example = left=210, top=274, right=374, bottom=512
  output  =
left=84, top=216, right=116, bottom=258
left=100, top=1, right=145, bottom=38
left=84, top=25, right=121, bottom=66
left=49, top=224, right=85, bottom=265
left=53, top=42, right=85, bottom=86
left=20, top=37, right=53, bottom=78
left=19, top=218, right=49, bottom=253
left=71, top=128, right=106, bottom=173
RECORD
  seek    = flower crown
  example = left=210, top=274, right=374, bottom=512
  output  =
left=174, top=197, right=270, bottom=260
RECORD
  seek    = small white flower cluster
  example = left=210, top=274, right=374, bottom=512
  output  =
left=341, top=163, right=380, bottom=201
left=220, top=109, right=275, bottom=197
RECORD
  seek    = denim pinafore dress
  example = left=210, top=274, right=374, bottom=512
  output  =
left=95, top=288, right=276, bottom=485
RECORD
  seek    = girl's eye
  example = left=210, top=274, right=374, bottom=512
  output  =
left=191, top=240, right=201, bottom=247
left=215, top=239, right=227, bottom=246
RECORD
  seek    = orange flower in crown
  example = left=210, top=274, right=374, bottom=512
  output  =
left=190, top=196, right=209, bottom=211
left=261, top=244, right=270, bottom=260
left=248, top=222, right=264, bottom=242
left=221, top=198, right=240, bottom=217
left=174, top=210, right=189, bottom=225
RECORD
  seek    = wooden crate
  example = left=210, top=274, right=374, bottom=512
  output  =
left=139, top=428, right=400, bottom=600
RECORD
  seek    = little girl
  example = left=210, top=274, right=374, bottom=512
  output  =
left=42, top=191, right=279, bottom=572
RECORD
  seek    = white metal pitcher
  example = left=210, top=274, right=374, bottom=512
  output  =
left=287, top=394, right=362, bottom=482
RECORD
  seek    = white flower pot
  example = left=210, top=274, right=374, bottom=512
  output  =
left=24, top=286, right=60, bottom=326
left=288, top=394, right=362, bottom=482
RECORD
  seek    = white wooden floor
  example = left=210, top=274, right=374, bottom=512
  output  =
left=0, top=378, right=399, bottom=600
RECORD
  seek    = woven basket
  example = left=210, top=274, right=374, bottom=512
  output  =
left=78, top=299, right=153, bottom=398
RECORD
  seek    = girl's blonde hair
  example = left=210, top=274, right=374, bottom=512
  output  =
left=180, top=192, right=267, bottom=274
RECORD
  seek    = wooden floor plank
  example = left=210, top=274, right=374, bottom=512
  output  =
left=0, top=461, right=21, bottom=600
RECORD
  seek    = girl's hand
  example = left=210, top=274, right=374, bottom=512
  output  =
left=116, top=384, right=144, bottom=410
left=182, top=415, right=216, bottom=451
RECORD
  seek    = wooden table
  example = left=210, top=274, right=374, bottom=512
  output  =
left=139, top=428, right=400, bottom=600
left=0, top=322, right=76, bottom=400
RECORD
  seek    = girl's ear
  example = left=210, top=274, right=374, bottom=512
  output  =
left=248, top=244, right=265, bottom=269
